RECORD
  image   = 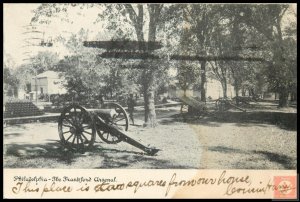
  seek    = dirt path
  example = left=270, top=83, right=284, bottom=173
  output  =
left=190, top=121, right=296, bottom=169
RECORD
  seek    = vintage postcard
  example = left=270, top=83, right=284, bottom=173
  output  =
left=3, top=3, right=297, bottom=199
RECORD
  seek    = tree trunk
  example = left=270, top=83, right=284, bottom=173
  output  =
left=143, top=84, right=149, bottom=121
left=278, top=88, right=289, bottom=107
left=222, top=81, right=227, bottom=98
left=143, top=89, right=157, bottom=127
left=235, top=84, right=239, bottom=105
left=291, top=92, right=296, bottom=101
left=142, top=70, right=157, bottom=127
left=125, top=4, right=161, bottom=127
left=242, top=87, right=245, bottom=96
left=141, top=5, right=161, bottom=127
left=199, top=61, right=206, bottom=102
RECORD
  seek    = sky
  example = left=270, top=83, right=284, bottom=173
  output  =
left=4, top=4, right=39, bottom=66
left=3, top=3, right=297, bottom=67
left=3, top=3, right=108, bottom=66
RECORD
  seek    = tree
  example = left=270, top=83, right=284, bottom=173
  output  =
left=32, top=3, right=176, bottom=127
left=179, top=4, right=222, bottom=101
left=29, top=51, right=60, bottom=73
left=177, top=64, right=201, bottom=97
left=4, top=67, right=19, bottom=97
left=207, top=14, right=233, bottom=98
left=238, top=4, right=296, bottom=107
left=120, top=4, right=164, bottom=127
left=4, top=55, right=19, bottom=97
left=55, top=29, right=104, bottom=101
left=212, top=5, right=259, bottom=100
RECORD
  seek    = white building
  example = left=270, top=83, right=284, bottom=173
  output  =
left=168, top=78, right=235, bottom=100
left=205, top=78, right=235, bottom=100
left=30, top=71, right=67, bottom=100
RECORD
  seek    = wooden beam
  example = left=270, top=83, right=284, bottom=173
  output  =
left=99, top=52, right=159, bottom=59
left=170, top=55, right=266, bottom=62
left=98, top=51, right=268, bottom=63
left=83, top=40, right=162, bottom=51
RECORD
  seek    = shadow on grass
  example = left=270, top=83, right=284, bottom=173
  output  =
left=208, top=146, right=247, bottom=154
left=207, top=146, right=296, bottom=169
left=169, top=111, right=297, bottom=131
left=160, top=117, right=221, bottom=127
left=4, top=141, right=76, bottom=165
left=253, top=150, right=296, bottom=169
left=4, top=141, right=194, bottom=169
left=3, top=132, right=24, bottom=138
left=93, top=147, right=194, bottom=169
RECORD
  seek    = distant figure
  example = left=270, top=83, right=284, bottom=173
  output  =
left=99, top=94, right=104, bottom=107
left=127, top=94, right=136, bottom=125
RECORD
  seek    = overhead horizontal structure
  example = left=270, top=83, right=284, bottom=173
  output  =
left=98, top=51, right=266, bottom=62
left=85, top=40, right=267, bottom=64
left=83, top=40, right=163, bottom=51
left=99, top=52, right=160, bottom=60
left=170, top=55, right=266, bottom=62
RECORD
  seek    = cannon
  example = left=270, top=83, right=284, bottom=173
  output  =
left=178, top=95, right=207, bottom=116
left=215, top=98, right=246, bottom=112
left=58, top=103, right=159, bottom=155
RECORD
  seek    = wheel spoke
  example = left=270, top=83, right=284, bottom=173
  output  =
left=71, top=135, right=76, bottom=144
left=79, top=135, right=85, bottom=146
left=75, top=136, right=79, bottom=151
left=81, top=133, right=89, bottom=143
left=82, top=125, right=91, bottom=129
left=64, top=118, right=74, bottom=126
left=66, top=133, right=74, bottom=141
left=82, top=130, right=93, bottom=135
left=59, top=104, right=97, bottom=151
left=68, top=113, right=78, bottom=126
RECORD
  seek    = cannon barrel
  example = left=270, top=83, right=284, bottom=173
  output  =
left=96, top=118, right=159, bottom=156
left=87, top=108, right=118, bottom=118
left=58, top=103, right=159, bottom=155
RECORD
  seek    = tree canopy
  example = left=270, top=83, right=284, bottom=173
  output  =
left=7, top=3, right=294, bottom=110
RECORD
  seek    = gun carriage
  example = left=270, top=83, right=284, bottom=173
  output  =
left=58, top=102, right=159, bottom=155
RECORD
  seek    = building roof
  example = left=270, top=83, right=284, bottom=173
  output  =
left=33, top=71, right=62, bottom=79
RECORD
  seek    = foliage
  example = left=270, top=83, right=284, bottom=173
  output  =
left=3, top=68, right=19, bottom=89
left=29, top=51, right=60, bottom=73
left=30, top=3, right=296, bottom=108
left=237, top=4, right=296, bottom=106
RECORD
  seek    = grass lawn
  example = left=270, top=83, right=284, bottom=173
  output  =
left=3, top=101, right=297, bottom=169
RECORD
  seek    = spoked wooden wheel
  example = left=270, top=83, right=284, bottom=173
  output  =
left=96, top=102, right=129, bottom=144
left=58, top=104, right=96, bottom=152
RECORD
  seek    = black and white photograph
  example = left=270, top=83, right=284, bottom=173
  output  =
left=3, top=3, right=297, bottom=191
